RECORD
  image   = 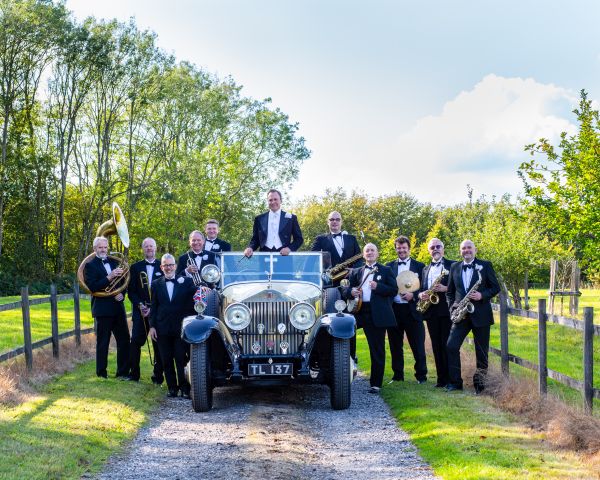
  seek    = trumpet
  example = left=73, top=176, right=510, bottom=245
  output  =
left=186, top=252, right=203, bottom=286
left=416, top=268, right=448, bottom=313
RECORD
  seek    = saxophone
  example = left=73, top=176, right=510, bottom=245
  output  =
left=450, top=265, right=483, bottom=324
left=416, top=268, right=449, bottom=313
left=323, top=252, right=363, bottom=283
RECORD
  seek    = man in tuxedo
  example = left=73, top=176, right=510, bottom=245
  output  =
left=417, top=238, right=454, bottom=388
left=149, top=254, right=199, bottom=398
left=386, top=235, right=427, bottom=384
left=310, top=211, right=362, bottom=285
left=342, top=243, right=397, bottom=394
left=446, top=239, right=500, bottom=393
left=244, top=189, right=303, bottom=257
left=127, top=237, right=164, bottom=384
left=176, top=230, right=217, bottom=286
left=84, top=236, right=130, bottom=379
left=204, top=219, right=231, bottom=254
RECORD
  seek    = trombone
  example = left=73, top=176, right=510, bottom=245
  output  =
left=139, top=271, right=154, bottom=365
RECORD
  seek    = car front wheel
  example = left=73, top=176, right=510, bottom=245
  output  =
left=330, top=337, right=351, bottom=410
left=190, top=342, right=213, bottom=412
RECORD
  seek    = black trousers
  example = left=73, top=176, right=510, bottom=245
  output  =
left=446, top=318, right=490, bottom=390
left=355, top=303, right=387, bottom=388
left=387, top=303, right=427, bottom=381
left=157, top=334, right=189, bottom=392
left=95, top=313, right=130, bottom=378
left=129, top=315, right=163, bottom=382
left=425, top=314, right=452, bottom=386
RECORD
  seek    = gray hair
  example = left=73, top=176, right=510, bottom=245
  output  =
left=161, top=253, right=175, bottom=263
left=428, top=238, right=444, bottom=248
left=188, top=230, right=205, bottom=242
left=142, top=237, right=156, bottom=248
left=93, top=236, right=108, bottom=248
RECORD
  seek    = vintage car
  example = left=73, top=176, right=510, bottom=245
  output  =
left=181, top=252, right=356, bottom=412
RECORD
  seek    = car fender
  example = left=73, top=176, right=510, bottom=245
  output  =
left=317, top=313, right=356, bottom=339
left=181, top=315, right=220, bottom=344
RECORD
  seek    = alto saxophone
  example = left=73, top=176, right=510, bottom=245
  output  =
left=416, top=268, right=449, bottom=313
left=450, top=265, right=483, bottom=324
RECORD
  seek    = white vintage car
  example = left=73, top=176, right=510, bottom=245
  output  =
left=181, top=252, right=356, bottom=412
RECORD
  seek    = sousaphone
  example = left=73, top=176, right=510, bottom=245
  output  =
left=77, top=202, right=131, bottom=297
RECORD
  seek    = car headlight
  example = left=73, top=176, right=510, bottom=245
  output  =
left=289, top=302, right=316, bottom=330
left=201, top=264, right=221, bottom=284
left=224, top=303, right=251, bottom=330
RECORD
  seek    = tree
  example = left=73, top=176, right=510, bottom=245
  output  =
left=519, top=90, right=600, bottom=276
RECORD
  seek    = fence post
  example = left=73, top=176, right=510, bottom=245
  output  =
left=21, top=286, right=33, bottom=372
left=583, top=307, right=594, bottom=414
left=73, top=282, right=81, bottom=347
left=524, top=271, right=529, bottom=310
left=50, top=284, right=59, bottom=358
left=538, top=299, right=547, bottom=396
left=499, top=291, right=509, bottom=376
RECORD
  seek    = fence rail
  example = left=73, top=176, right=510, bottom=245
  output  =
left=0, top=284, right=93, bottom=370
left=482, top=294, right=598, bottom=412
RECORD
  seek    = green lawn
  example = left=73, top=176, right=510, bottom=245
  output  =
left=357, top=332, right=594, bottom=479
left=0, top=352, right=163, bottom=479
left=521, top=288, right=600, bottom=320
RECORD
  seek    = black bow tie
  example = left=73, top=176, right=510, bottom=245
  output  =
left=145, top=261, right=155, bottom=266
left=365, top=265, right=375, bottom=270
left=332, top=233, right=342, bottom=238
left=102, top=258, right=109, bottom=264
left=431, top=261, right=441, bottom=267
left=165, top=278, right=175, bottom=283
left=398, top=261, right=407, bottom=266
left=462, top=263, right=474, bottom=271
left=192, top=252, right=202, bottom=258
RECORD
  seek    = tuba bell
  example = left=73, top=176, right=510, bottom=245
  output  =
left=77, top=202, right=131, bottom=297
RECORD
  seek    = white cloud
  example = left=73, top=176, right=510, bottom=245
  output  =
left=395, top=74, right=578, bottom=204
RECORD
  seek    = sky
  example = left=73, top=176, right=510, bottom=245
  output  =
left=66, top=0, right=600, bottom=206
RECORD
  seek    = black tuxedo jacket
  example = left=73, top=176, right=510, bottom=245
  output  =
left=386, top=258, right=425, bottom=321
left=204, top=237, right=231, bottom=254
left=310, top=233, right=362, bottom=269
left=247, top=210, right=303, bottom=252
left=419, top=258, right=454, bottom=319
left=342, top=263, right=397, bottom=328
left=84, top=256, right=126, bottom=317
left=175, top=250, right=217, bottom=278
left=128, top=259, right=163, bottom=322
left=149, top=276, right=197, bottom=336
left=446, top=258, right=500, bottom=327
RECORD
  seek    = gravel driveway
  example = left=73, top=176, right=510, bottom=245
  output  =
left=96, top=375, right=437, bottom=480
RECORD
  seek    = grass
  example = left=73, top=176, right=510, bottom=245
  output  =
left=521, top=288, right=600, bottom=321
left=356, top=332, right=596, bottom=479
left=0, top=351, right=163, bottom=479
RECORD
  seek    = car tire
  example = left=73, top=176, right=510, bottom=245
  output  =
left=330, top=337, right=351, bottom=410
left=323, top=287, right=342, bottom=314
left=190, top=342, right=213, bottom=412
left=204, top=289, right=219, bottom=317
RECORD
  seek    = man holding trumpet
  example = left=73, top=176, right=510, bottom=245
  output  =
left=127, top=237, right=164, bottom=384
left=176, top=230, right=217, bottom=286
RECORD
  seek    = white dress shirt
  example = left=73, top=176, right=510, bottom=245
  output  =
left=361, top=265, right=376, bottom=302
left=165, top=277, right=175, bottom=301
left=393, top=258, right=411, bottom=304
left=462, top=261, right=475, bottom=290
left=266, top=209, right=283, bottom=249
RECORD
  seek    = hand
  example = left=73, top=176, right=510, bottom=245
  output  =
left=351, top=287, right=361, bottom=298
left=419, top=292, right=429, bottom=301
left=401, top=292, right=414, bottom=301
left=187, top=264, right=198, bottom=274
left=108, top=268, right=123, bottom=280
left=280, top=247, right=291, bottom=256
left=433, top=284, right=447, bottom=293
left=149, top=327, right=157, bottom=341
left=369, top=280, right=377, bottom=290
left=115, top=293, right=124, bottom=302
left=468, top=291, right=482, bottom=301
left=201, top=286, right=211, bottom=293
left=139, top=304, right=150, bottom=317
left=244, top=247, right=254, bottom=258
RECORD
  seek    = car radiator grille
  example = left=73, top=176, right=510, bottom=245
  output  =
left=239, top=301, right=304, bottom=355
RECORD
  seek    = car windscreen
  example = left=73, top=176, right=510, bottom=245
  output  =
left=221, top=253, right=322, bottom=287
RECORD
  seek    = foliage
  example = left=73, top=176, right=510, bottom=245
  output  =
left=519, top=90, right=600, bottom=277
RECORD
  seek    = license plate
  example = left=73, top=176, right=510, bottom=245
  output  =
left=248, top=363, right=293, bottom=376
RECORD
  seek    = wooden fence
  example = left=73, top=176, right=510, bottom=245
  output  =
left=483, top=292, right=598, bottom=413
left=0, top=284, right=94, bottom=369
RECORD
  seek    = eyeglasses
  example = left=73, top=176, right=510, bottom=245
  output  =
left=162, top=263, right=176, bottom=267
left=328, top=218, right=341, bottom=222
left=429, top=245, right=443, bottom=250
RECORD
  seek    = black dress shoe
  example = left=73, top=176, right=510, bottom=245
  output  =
left=474, top=385, right=485, bottom=395
left=434, top=382, right=447, bottom=388
left=151, top=375, right=164, bottom=385
left=97, top=373, right=108, bottom=379
left=181, top=390, right=191, bottom=399
left=446, top=384, right=463, bottom=392
left=417, top=379, right=427, bottom=384
left=368, top=386, right=381, bottom=394
left=167, top=389, right=179, bottom=398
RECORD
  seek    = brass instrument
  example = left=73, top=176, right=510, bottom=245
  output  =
left=186, top=252, right=203, bottom=286
left=139, top=270, right=154, bottom=365
left=346, top=266, right=378, bottom=314
left=396, top=270, right=420, bottom=295
left=77, top=202, right=131, bottom=297
left=323, top=252, right=363, bottom=283
left=416, top=268, right=449, bottom=313
left=450, top=266, right=482, bottom=324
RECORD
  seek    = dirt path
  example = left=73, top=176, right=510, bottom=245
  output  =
left=96, top=375, right=437, bottom=480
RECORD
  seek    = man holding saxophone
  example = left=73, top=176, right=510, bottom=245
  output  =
left=446, top=239, right=500, bottom=394
left=127, top=238, right=164, bottom=384
left=417, top=238, right=454, bottom=388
